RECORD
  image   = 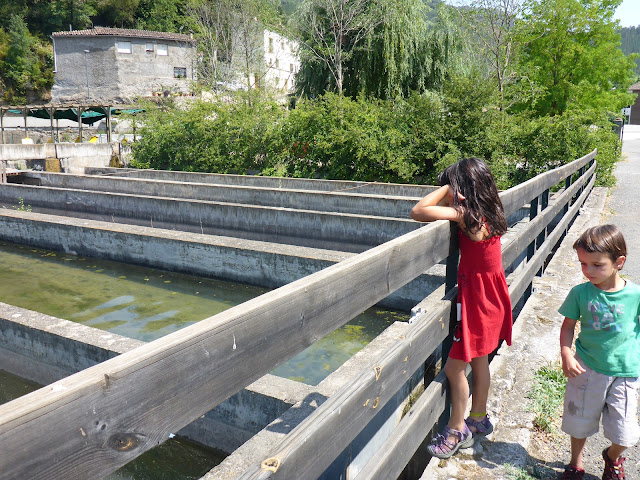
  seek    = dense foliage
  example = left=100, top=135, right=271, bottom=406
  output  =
left=131, top=84, right=622, bottom=189
left=620, top=25, right=640, bottom=76
left=1, top=0, right=636, bottom=191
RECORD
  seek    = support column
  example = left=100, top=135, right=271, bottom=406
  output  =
left=23, top=108, right=28, bottom=140
left=77, top=107, right=84, bottom=142
left=49, top=107, right=55, bottom=143
left=106, top=106, right=112, bottom=143
left=0, top=108, right=5, bottom=144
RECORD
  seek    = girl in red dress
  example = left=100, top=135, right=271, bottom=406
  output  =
left=410, top=157, right=512, bottom=459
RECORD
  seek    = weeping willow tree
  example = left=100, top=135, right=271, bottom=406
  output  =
left=293, top=0, right=461, bottom=99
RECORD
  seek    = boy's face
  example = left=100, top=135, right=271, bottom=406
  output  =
left=576, top=248, right=625, bottom=290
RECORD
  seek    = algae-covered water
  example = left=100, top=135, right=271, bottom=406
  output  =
left=0, top=369, right=225, bottom=480
left=0, top=242, right=407, bottom=385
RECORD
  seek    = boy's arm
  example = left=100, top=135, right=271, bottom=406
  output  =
left=560, top=317, right=586, bottom=378
left=410, top=185, right=462, bottom=223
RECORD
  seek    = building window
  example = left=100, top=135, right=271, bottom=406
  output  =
left=275, top=59, right=279, bottom=69
left=268, top=37, right=274, bottom=53
left=290, top=63, right=294, bottom=72
left=174, top=67, right=187, bottom=78
left=116, top=41, right=132, bottom=54
left=157, top=44, right=168, bottom=56
left=145, top=43, right=154, bottom=52
left=254, top=74, right=260, bottom=88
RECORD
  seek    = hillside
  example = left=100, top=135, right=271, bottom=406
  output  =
left=620, top=25, right=640, bottom=76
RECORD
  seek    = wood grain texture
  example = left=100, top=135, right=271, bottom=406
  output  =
left=238, top=291, right=455, bottom=480
left=0, top=221, right=450, bottom=480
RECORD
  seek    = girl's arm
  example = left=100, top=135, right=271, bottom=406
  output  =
left=560, top=317, right=586, bottom=377
left=410, top=185, right=463, bottom=223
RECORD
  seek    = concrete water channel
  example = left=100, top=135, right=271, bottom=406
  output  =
left=0, top=168, right=445, bottom=479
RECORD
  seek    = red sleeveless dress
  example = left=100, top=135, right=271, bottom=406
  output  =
left=449, top=229, right=513, bottom=362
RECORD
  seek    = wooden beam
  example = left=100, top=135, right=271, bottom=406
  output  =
left=508, top=174, right=595, bottom=304
left=238, top=291, right=455, bottom=480
left=0, top=221, right=451, bottom=480
left=502, top=162, right=596, bottom=269
left=351, top=370, right=448, bottom=480
left=499, top=149, right=596, bottom=217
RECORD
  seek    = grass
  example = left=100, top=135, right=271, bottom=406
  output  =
left=504, top=464, right=537, bottom=480
left=527, top=362, right=567, bottom=435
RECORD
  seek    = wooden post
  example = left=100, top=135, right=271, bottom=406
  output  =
left=438, top=222, right=459, bottom=427
left=0, top=108, right=4, bottom=144
left=23, top=108, right=28, bottom=140
left=78, top=107, right=84, bottom=143
left=536, top=189, right=550, bottom=276
left=49, top=107, right=55, bottom=143
left=106, top=106, right=112, bottom=143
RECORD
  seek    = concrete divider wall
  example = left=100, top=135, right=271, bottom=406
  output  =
left=0, top=210, right=443, bottom=310
left=0, top=302, right=312, bottom=454
left=0, top=183, right=419, bottom=251
left=85, top=167, right=437, bottom=197
left=1, top=143, right=116, bottom=174
left=24, top=172, right=420, bottom=219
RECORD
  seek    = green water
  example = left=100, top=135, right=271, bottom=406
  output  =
left=0, top=369, right=225, bottom=479
left=0, top=242, right=407, bottom=385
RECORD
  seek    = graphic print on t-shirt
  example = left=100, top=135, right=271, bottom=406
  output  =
left=587, top=300, right=624, bottom=332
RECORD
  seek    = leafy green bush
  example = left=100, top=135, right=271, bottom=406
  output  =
left=486, top=109, right=620, bottom=189
left=131, top=92, right=283, bottom=174
left=130, top=89, right=622, bottom=189
left=265, top=93, right=418, bottom=182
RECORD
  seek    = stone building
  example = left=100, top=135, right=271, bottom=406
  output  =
left=51, top=27, right=196, bottom=103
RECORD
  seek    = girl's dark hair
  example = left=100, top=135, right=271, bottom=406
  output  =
left=573, top=225, right=627, bottom=262
left=438, top=157, right=507, bottom=237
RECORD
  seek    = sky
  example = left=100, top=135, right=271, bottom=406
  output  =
left=614, top=0, right=640, bottom=28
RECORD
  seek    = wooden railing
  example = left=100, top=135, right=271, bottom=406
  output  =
left=0, top=149, right=597, bottom=480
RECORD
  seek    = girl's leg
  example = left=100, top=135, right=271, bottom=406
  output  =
left=469, top=355, right=490, bottom=417
left=444, top=357, right=470, bottom=432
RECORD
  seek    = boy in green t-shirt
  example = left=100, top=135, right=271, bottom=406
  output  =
left=558, top=225, right=640, bottom=480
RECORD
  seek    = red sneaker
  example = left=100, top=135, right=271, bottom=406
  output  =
left=602, top=448, right=625, bottom=480
left=561, top=465, right=585, bottom=479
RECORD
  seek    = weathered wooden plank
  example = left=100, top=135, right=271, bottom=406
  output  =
left=0, top=221, right=451, bottom=480
left=352, top=371, right=448, bottom=480
left=237, top=291, right=455, bottom=480
left=502, top=162, right=596, bottom=268
left=500, top=149, right=596, bottom=217
left=508, top=175, right=595, bottom=304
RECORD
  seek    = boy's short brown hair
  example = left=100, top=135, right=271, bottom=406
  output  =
left=573, top=224, right=627, bottom=262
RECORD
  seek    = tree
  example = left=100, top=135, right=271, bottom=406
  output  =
left=294, top=0, right=384, bottom=95
left=186, top=0, right=281, bottom=90
left=0, top=14, right=53, bottom=103
left=451, top=0, right=525, bottom=110
left=516, top=0, right=636, bottom=116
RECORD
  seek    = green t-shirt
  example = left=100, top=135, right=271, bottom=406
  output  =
left=559, top=280, right=640, bottom=377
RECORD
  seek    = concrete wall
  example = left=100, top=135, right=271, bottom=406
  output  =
left=0, top=302, right=311, bottom=454
left=26, top=172, right=421, bottom=219
left=0, top=143, right=116, bottom=174
left=0, top=183, right=419, bottom=252
left=85, top=167, right=437, bottom=197
left=0, top=209, right=442, bottom=311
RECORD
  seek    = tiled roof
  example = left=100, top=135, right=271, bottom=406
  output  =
left=52, top=27, right=194, bottom=43
left=630, top=82, right=640, bottom=91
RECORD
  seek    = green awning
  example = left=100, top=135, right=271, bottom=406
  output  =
left=7, top=107, right=144, bottom=125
